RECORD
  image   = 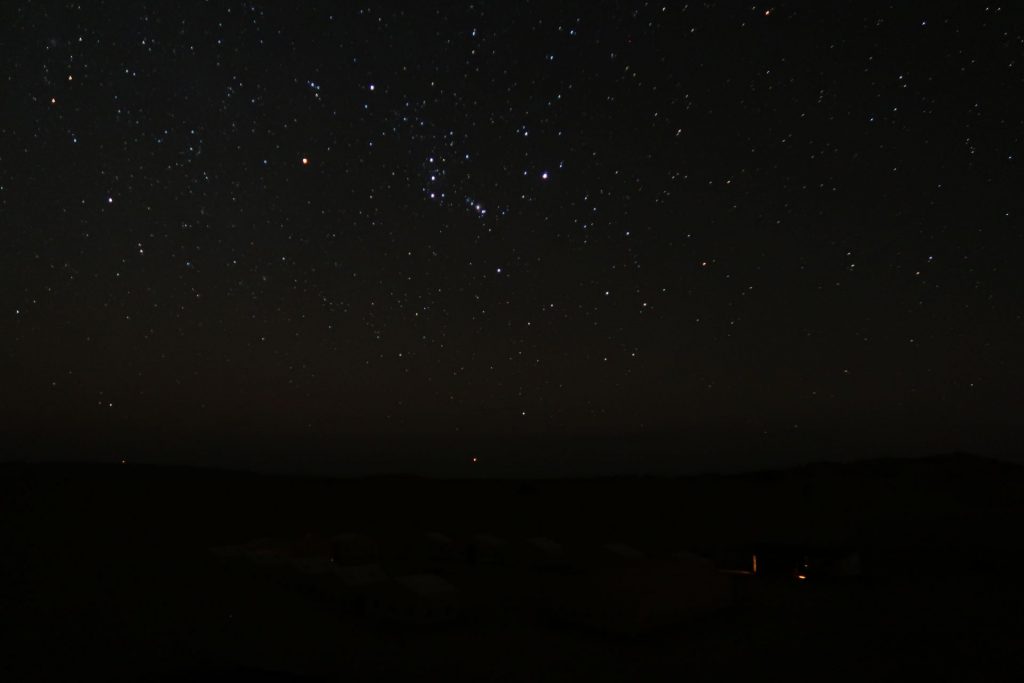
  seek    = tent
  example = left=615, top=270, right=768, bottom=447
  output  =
left=833, top=551, right=863, bottom=577
left=468, top=533, right=512, bottom=565
left=237, top=537, right=293, bottom=569
left=327, top=563, right=389, bottom=606
left=292, top=532, right=332, bottom=559
left=420, top=532, right=462, bottom=564
left=364, top=574, right=460, bottom=625
left=549, top=559, right=732, bottom=636
left=331, top=532, right=378, bottom=566
left=673, top=550, right=720, bottom=572
left=523, top=537, right=569, bottom=568
left=601, top=542, right=647, bottom=563
left=335, top=562, right=389, bottom=590
left=285, top=556, right=335, bottom=591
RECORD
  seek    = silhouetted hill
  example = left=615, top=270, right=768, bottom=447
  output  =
left=3, top=452, right=1023, bottom=679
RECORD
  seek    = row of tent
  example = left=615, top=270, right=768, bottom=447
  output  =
left=211, top=533, right=738, bottom=634
left=212, top=539, right=461, bottom=626
left=215, top=532, right=644, bottom=570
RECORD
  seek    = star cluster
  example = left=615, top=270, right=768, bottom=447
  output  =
left=1, top=2, right=1022, bottom=457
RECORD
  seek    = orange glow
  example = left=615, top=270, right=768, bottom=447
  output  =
left=752, top=554, right=758, bottom=574
left=797, top=574, right=807, bottom=580
left=471, top=456, right=478, bottom=463
left=301, top=157, right=309, bottom=165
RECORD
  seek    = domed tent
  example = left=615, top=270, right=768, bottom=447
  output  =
left=210, top=540, right=255, bottom=566
left=328, top=563, right=390, bottom=608
left=601, top=542, right=647, bottom=563
left=549, top=558, right=732, bottom=636
left=673, top=550, right=720, bottom=572
left=523, top=536, right=569, bottom=568
left=364, top=574, right=461, bottom=625
left=419, top=532, right=462, bottom=564
left=335, top=562, right=388, bottom=589
left=292, top=532, right=332, bottom=559
left=832, top=551, right=863, bottom=577
left=286, top=559, right=390, bottom=607
left=286, top=555, right=335, bottom=591
left=237, top=537, right=293, bottom=570
left=468, top=533, right=512, bottom=565
left=331, top=532, right=378, bottom=566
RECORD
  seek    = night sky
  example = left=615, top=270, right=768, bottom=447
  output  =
left=2, top=2, right=1022, bottom=467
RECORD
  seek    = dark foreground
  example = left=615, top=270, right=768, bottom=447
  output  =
left=2, top=453, right=1023, bottom=680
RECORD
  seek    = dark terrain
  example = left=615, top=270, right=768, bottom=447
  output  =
left=2, top=453, right=1023, bottom=680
